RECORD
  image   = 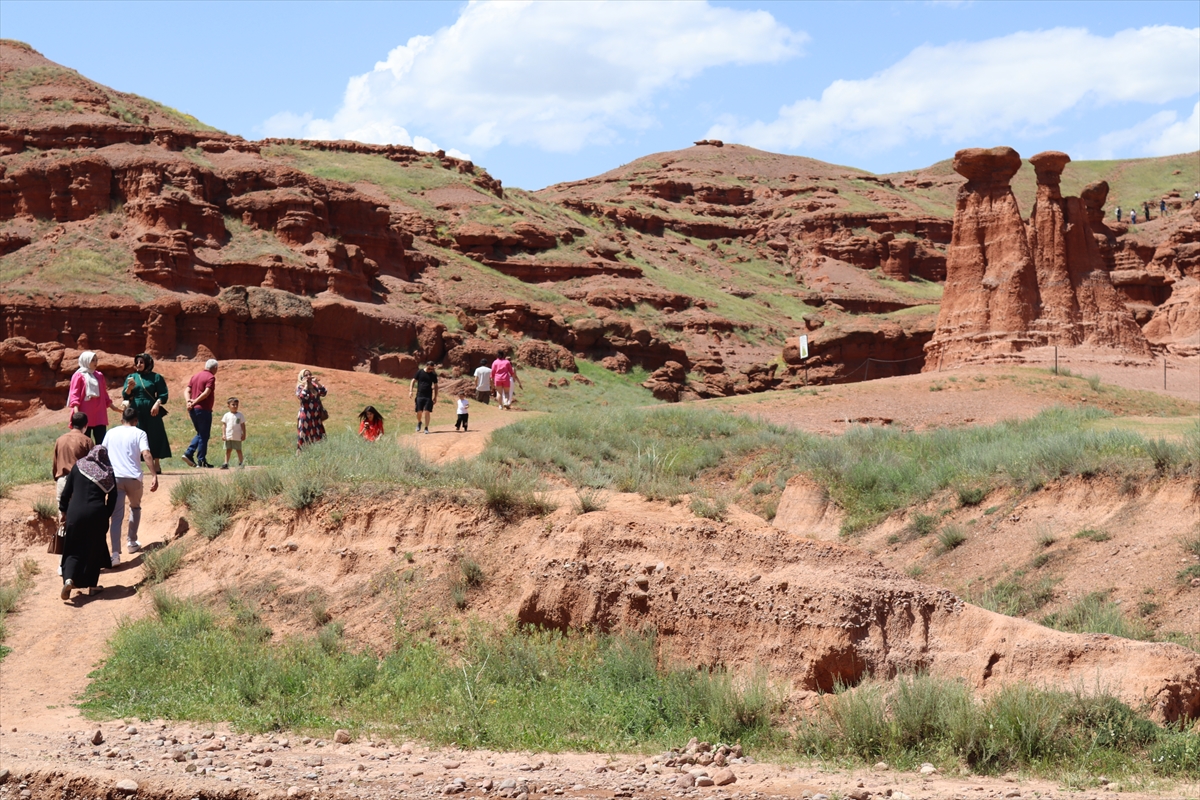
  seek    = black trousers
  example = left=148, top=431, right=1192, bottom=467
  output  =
left=455, top=413, right=469, bottom=430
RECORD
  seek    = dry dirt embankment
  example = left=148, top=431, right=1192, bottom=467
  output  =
left=3, top=470, right=1200, bottom=798
left=9, top=483, right=1196, bottom=726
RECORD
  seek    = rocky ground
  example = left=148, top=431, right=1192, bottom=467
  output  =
left=5, top=723, right=1191, bottom=800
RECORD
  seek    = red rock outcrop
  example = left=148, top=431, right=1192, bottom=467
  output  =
left=1026, top=152, right=1148, bottom=354
left=924, top=147, right=1043, bottom=369
left=1, top=289, right=444, bottom=374
left=515, top=340, right=577, bottom=373
left=0, top=337, right=133, bottom=422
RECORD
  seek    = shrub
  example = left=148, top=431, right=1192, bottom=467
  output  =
left=690, top=495, right=727, bottom=521
left=957, top=486, right=987, bottom=507
left=1074, top=528, right=1111, bottom=543
left=1035, top=528, right=1056, bottom=548
left=1182, top=527, right=1200, bottom=559
left=1178, top=564, right=1200, bottom=584
left=1086, top=374, right=1102, bottom=392
left=32, top=497, right=58, bottom=519
left=460, top=556, right=484, bottom=588
left=936, top=524, right=966, bottom=553
left=142, top=542, right=187, bottom=585
left=574, top=489, right=607, bottom=514
left=284, top=477, right=325, bottom=510
left=1143, top=438, right=1181, bottom=475
left=450, top=580, right=468, bottom=610
left=906, top=512, right=939, bottom=538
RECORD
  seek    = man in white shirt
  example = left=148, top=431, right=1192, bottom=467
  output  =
left=473, top=359, right=492, bottom=405
left=101, top=405, right=159, bottom=565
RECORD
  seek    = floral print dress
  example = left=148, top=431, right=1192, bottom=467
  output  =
left=296, top=384, right=328, bottom=449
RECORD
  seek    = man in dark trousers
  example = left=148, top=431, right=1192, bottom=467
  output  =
left=182, top=359, right=218, bottom=467
left=408, top=361, right=439, bottom=434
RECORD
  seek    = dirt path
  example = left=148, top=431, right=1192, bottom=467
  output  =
left=404, top=403, right=536, bottom=464
left=0, top=472, right=187, bottom=734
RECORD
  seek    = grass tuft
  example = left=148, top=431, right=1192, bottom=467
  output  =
left=142, top=542, right=187, bottom=585
left=32, top=496, right=58, bottom=519
left=574, top=489, right=607, bottom=514
left=1074, top=527, right=1112, bottom=543
left=936, top=524, right=967, bottom=553
left=1042, top=591, right=1153, bottom=640
left=957, top=486, right=987, bottom=507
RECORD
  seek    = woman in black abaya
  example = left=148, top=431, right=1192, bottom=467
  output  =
left=58, top=445, right=118, bottom=600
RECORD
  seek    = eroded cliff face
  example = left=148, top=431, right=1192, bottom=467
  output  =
left=926, top=148, right=1155, bottom=369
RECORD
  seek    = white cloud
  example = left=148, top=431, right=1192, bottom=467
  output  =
left=1146, top=101, right=1200, bottom=155
left=1087, top=101, right=1199, bottom=159
left=708, top=26, right=1199, bottom=156
left=262, top=0, right=804, bottom=155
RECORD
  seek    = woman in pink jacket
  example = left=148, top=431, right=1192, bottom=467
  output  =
left=67, top=351, right=116, bottom=445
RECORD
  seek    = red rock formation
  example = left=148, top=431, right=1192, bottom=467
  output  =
left=515, top=340, right=577, bottom=372
left=0, top=338, right=133, bottom=422
left=1027, top=151, right=1148, bottom=354
left=924, top=148, right=1045, bottom=369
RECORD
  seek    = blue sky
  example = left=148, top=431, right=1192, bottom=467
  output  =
left=2, top=1, right=1197, bottom=190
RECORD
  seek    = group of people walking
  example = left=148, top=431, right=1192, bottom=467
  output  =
left=49, top=349, right=526, bottom=599
left=1113, top=198, right=1174, bottom=225
left=401, top=352, right=522, bottom=436
left=53, top=405, right=158, bottom=600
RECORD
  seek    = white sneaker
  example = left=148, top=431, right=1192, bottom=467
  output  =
left=61, top=579, right=74, bottom=600
left=58, top=565, right=63, bottom=576
left=111, top=553, right=121, bottom=567
left=127, top=541, right=142, bottom=553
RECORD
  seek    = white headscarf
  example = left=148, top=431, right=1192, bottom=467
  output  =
left=76, top=351, right=100, bottom=400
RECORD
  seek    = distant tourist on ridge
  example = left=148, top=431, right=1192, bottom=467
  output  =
left=182, top=359, right=218, bottom=469
left=1160, top=198, right=1167, bottom=216
left=121, top=353, right=170, bottom=475
left=296, top=370, right=328, bottom=452
left=67, top=351, right=116, bottom=445
left=409, top=361, right=439, bottom=434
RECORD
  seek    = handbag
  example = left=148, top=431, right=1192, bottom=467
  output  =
left=318, top=403, right=330, bottom=422
left=47, top=520, right=65, bottom=555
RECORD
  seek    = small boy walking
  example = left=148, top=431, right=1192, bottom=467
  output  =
left=220, top=397, right=246, bottom=468
left=454, top=392, right=470, bottom=432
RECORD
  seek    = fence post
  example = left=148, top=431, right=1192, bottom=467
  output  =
left=1164, top=358, right=1167, bottom=391
left=1054, top=346, right=1058, bottom=375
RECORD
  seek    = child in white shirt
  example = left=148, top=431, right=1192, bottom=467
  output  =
left=220, top=397, right=247, bottom=468
left=454, top=392, right=470, bottom=432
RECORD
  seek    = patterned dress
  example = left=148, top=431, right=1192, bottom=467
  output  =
left=296, top=384, right=328, bottom=449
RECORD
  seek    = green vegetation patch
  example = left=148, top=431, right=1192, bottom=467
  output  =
left=82, top=593, right=779, bottom=751
left=796, top=673, right=1198, bottom=779
left=487, top=405, right=1199, bottom=533
left=0, top=559, right=40, bottom=659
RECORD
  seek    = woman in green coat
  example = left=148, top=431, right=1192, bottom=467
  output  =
left=122, top=353, right=170, bottom=473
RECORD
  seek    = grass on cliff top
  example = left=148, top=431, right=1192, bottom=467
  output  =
left=80, top=593, right=1199, bottom=782
left=486, top=405, right=1200, bottom=532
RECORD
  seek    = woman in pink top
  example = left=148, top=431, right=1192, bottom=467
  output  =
left=490, top=351, right=523, bottom=411
left=67, top=351, right=116, bottom=445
